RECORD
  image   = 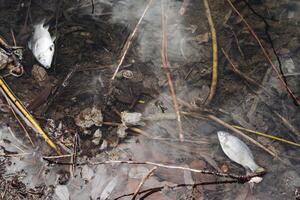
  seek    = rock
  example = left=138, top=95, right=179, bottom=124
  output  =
left=32, top=64, right=48, bottom=82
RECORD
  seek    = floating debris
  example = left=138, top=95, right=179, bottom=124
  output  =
left=75, top=106, right=103, bottom=128
left=217, top=131, right=264, bottom=173
left=0, top=48, right=12, bottom=70
left=28, top=20, right=56, bottom=69
left=121, top=111, right=144, bottom=126
left=31, top=64, right=48, bottom=82
left=117, top=124, right=128, bottom=139
left=92, top=129, right=102, bottom=145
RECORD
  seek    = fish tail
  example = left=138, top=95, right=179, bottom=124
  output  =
left=34, top=19, right=47, bottom=29
left=254, top=166, right=265, bottom=173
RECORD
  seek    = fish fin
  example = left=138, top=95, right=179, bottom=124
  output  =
left=51, top=35, right=56, bottom=42
left=33, top=19, right=46, bottom=29
left=44, top=24, right=50, bottom=31
left=28, top=40, right=32, bottom=50
left=254, top=167, right=265, bottom=173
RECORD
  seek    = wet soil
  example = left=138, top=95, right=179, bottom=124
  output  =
left=0, top=0, right=300, bottom=199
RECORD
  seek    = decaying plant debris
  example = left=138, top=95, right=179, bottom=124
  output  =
left=0, top=0, right=300, bottom=199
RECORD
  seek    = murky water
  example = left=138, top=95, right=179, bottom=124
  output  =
left=0, top=0, right=300, bottom=199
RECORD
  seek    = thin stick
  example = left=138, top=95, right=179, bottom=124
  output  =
left=161, top=0, right=184, bottom=140
left=44, top=64, right=79, bottom=113
left=221, top=48, right=269, bottom=93
left=130, top=127, right=209, bottom=145
left=274, top=111, right=300, bottom=138
left=10, top=29, right=17, bottom=46
left=71, top=133, right=78, bottom=177
left=226, top=0, right=300, bottom=106
left=203, top=0, right=218, bottom=105
left=232, top=125, right=300, bottom=148
left=43, top=154, right=73, bottom=159
left=91, top=0, right=95, bottom=14
left=9, top=105, right=34, bottom=146
left=0, top=152, right=31, bottom=157
left=6, top=127, right=28, bottom=150
left=111, top=0, right=153, bottom=80
left=131, top=167, right=157, bottom=200
left=114, top=179, right=239, bottom=200
left=85, top=160, right=266, bottom=180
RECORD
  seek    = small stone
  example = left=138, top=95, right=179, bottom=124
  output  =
left=220, top=163, right=229, bottom=173
left=32, top=64, right=48, bottom=82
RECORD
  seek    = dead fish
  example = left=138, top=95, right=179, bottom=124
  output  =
left=28, top=20, right=56, bottom=69
left=217, top=131, right=264, bottom=173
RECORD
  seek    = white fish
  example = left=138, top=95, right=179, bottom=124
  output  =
left=28, top=20, right=56, bottom=69
left=217, top=131, right=264, bottom=173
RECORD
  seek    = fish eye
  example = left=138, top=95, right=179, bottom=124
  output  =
left=50, top=45, right=54, bottom=51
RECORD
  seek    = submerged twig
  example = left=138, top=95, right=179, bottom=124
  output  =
left=85, top=160, right=266, bottom=181
left=0, top=152, right=31, bottom=157
left=91, top=0, right=95, bottom=14
left=226, top=0, right=300, bottom=106
left=130, top=127, right=208, bottom=145
left=161, top=0, right=184, bottom=140
left=8, top=105, right=34, bottom=146
left=203, top=0, right=218, bottom=105
left=7, top=126, right=29, bottom=150
left=44, top=64, right=79, bottom=113
left=274, top=111, right=300, bottom=138
left=114, top=179, right=240, bottom=200
left=131, top=167, right=157, bottom=200
left=10, top=29, right=16, bottom=46
left=232, top=125, right=300, bottom=148
left=221, top=48, right=270, bottom=94
left=111, top=0, right=153, bottom=80
left=71, top=133, right=78, bottom=177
